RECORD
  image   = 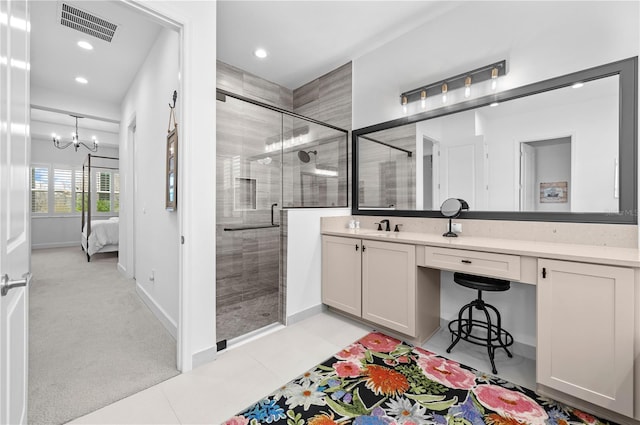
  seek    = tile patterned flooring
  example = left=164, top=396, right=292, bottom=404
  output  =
left=70, top=311, right=535, bottom=424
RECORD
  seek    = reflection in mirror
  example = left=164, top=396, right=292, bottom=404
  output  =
left=357, top=75, right=620, bottom=214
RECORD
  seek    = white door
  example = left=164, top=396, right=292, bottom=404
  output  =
left=439, top=135, right=484, bottom=209
left=520, top=142, right=536, bottom=211
left=0, top=0, right=31, bottom=424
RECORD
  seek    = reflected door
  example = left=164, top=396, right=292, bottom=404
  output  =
left=215, top=94, right=283, bottom=344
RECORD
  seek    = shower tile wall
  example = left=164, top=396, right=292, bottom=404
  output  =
left=217, top=61, right=293, bottom=109
left=358, top=125, right=417, bottom=209
left=292, top=63, right=352, bottom=207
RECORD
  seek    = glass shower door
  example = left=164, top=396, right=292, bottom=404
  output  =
left=216, top=94, right=283, bottom=344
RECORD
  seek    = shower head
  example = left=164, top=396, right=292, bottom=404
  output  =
left=297, top=150, right=317, bottom=163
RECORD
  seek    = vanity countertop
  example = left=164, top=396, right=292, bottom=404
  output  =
left=322, top=228, right=640, bottom=268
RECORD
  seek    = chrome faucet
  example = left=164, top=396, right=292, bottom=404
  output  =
left=379, top=219, right=391, bottom=232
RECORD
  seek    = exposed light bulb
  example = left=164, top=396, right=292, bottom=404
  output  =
left=441, top=83, right=448, bottom=103
left=464, top=76, right=471, bottom=98
left=420, top=90, right=427, bottom=109
left=401, top=95, right=408, bottom=114
left=491, top=67, right=499, bottom=91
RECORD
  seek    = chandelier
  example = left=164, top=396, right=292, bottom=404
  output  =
left=52, top=115, right=99, bottom=152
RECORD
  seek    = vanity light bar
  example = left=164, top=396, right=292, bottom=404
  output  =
left=400, top=60, right=507, bottom=104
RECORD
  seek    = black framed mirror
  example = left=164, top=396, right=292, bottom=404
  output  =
left=352, top=57, right=638, bottom=224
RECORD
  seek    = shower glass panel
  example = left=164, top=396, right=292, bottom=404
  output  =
left=216, top=89, right=348, bottom=346
left=282, top=117, right=349, bottom=208
left=216, top=95, right=283, bottom=343
left=359, top=136, right=416, bottom=210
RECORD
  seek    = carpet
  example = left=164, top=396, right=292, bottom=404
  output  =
left=28, top=247, right=179, bottom=425
left=224, top=331, right=617, bottom=425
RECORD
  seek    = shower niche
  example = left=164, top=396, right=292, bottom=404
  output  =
left=216, top=90, right=348, bottom=345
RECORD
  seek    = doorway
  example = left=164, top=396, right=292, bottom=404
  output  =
left=519, top=137, right=572, bottom=212
left=27, top=1, right=183, bottom=423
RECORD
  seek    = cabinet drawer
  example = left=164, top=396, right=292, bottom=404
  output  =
left=423, top=246, right=520, bottom=280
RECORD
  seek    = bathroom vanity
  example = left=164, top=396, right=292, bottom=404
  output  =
left=320, top=217, right=640, bottom=423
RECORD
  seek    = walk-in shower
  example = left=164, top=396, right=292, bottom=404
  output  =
left=215, top=89, right=348, bottom=346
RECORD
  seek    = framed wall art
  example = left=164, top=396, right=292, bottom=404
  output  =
left=166, top=90, right=178, bottom=211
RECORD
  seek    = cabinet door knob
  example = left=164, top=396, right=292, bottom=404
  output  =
left=362, top=245, right=366, bottom=252
left=461, top=259, right=472, bottom=264
left=542, top=267, right=547, bottom=278
left=355, top=244, right=359, bottom=251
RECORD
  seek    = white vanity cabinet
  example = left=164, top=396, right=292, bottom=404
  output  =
left=322, top=235, right=440, bottom=341
left=537, top=259, right=635, bottom=417
left=321, top=235, right=362, bottom=317
left=361, top=239, right=416, bottom=336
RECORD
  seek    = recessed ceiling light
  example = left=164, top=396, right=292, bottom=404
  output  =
left=254, top=48, right=268, bottom=59
left=572, top=82, right=584, bottom=89
left=77, top=41, right=93, bottom=50
left=75, top=76, right=88, bottom=84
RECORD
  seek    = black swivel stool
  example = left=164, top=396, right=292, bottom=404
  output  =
left=446, top=272, right=514, bottom=374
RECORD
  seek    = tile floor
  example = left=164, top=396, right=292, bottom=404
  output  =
left=70, top=311, right=535, bottom=425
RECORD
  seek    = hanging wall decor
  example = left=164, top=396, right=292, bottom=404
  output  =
left=166, top=90, right=178, bottom=211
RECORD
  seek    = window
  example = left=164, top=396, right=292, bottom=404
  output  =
left=54, top=169, right=73, bottom=213
left=30, top=165, right=119, bottom=216
left=75, top=169, right=87, bottom=212
left=96, top=171, right=111, bottom=212
left=95, top=171, right=119, bottom=213
left=31, top=166, right=48, bottom=213
left=114, top=173, right=120, bottom=212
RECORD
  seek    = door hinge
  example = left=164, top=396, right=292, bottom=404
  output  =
left=181, top=236, right=185, bottom=244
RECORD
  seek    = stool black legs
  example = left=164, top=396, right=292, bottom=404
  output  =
left=446, top=290, right=513, bottom=374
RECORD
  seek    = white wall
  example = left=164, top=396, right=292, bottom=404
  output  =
left=351, top=0, right=639, bottom=350
left=31, top=85, right=120, bottom=123
left=287, top=208, right=350, bottom=318
left=119, top=27, right=180, bottom=333
left=353, top=1, right=639, bottom=129
left=482, top=95, right=618, bottom=213
left=126, top=0, right=217, bottom=371
left=31, top=138, right=118, bottom=249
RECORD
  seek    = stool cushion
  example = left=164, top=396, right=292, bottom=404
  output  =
left=453, top=272, right=510, bottom=292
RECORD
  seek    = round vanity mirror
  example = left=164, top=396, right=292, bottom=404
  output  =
left=441, top=198, right=463, bottom=217
left=441, top=198, right=469, bottom=237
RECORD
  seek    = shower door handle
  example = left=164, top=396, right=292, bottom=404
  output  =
left=271, top=203, right=278, bottom=226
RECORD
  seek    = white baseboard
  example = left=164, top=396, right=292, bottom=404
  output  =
left=439, top=318, right=536, bottom=360
left=192, top=346, right=218, bottom=368
left=286, top=304, right=327, bottom=325
left=135, top=283, right=178, bottom=340
left=32, top=241, right=80, bottom=250
left=117, top=262, right=126, bottom=275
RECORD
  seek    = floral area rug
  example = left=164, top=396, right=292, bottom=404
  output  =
left=224, top=331, right=617, bottom=425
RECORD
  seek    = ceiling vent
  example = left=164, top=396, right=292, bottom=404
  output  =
left=59, top=3, right=117, bottom=43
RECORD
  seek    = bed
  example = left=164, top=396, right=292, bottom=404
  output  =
left=82, top=217, right=119, bottom=260
left=81, top=154, right=119, bottom=261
